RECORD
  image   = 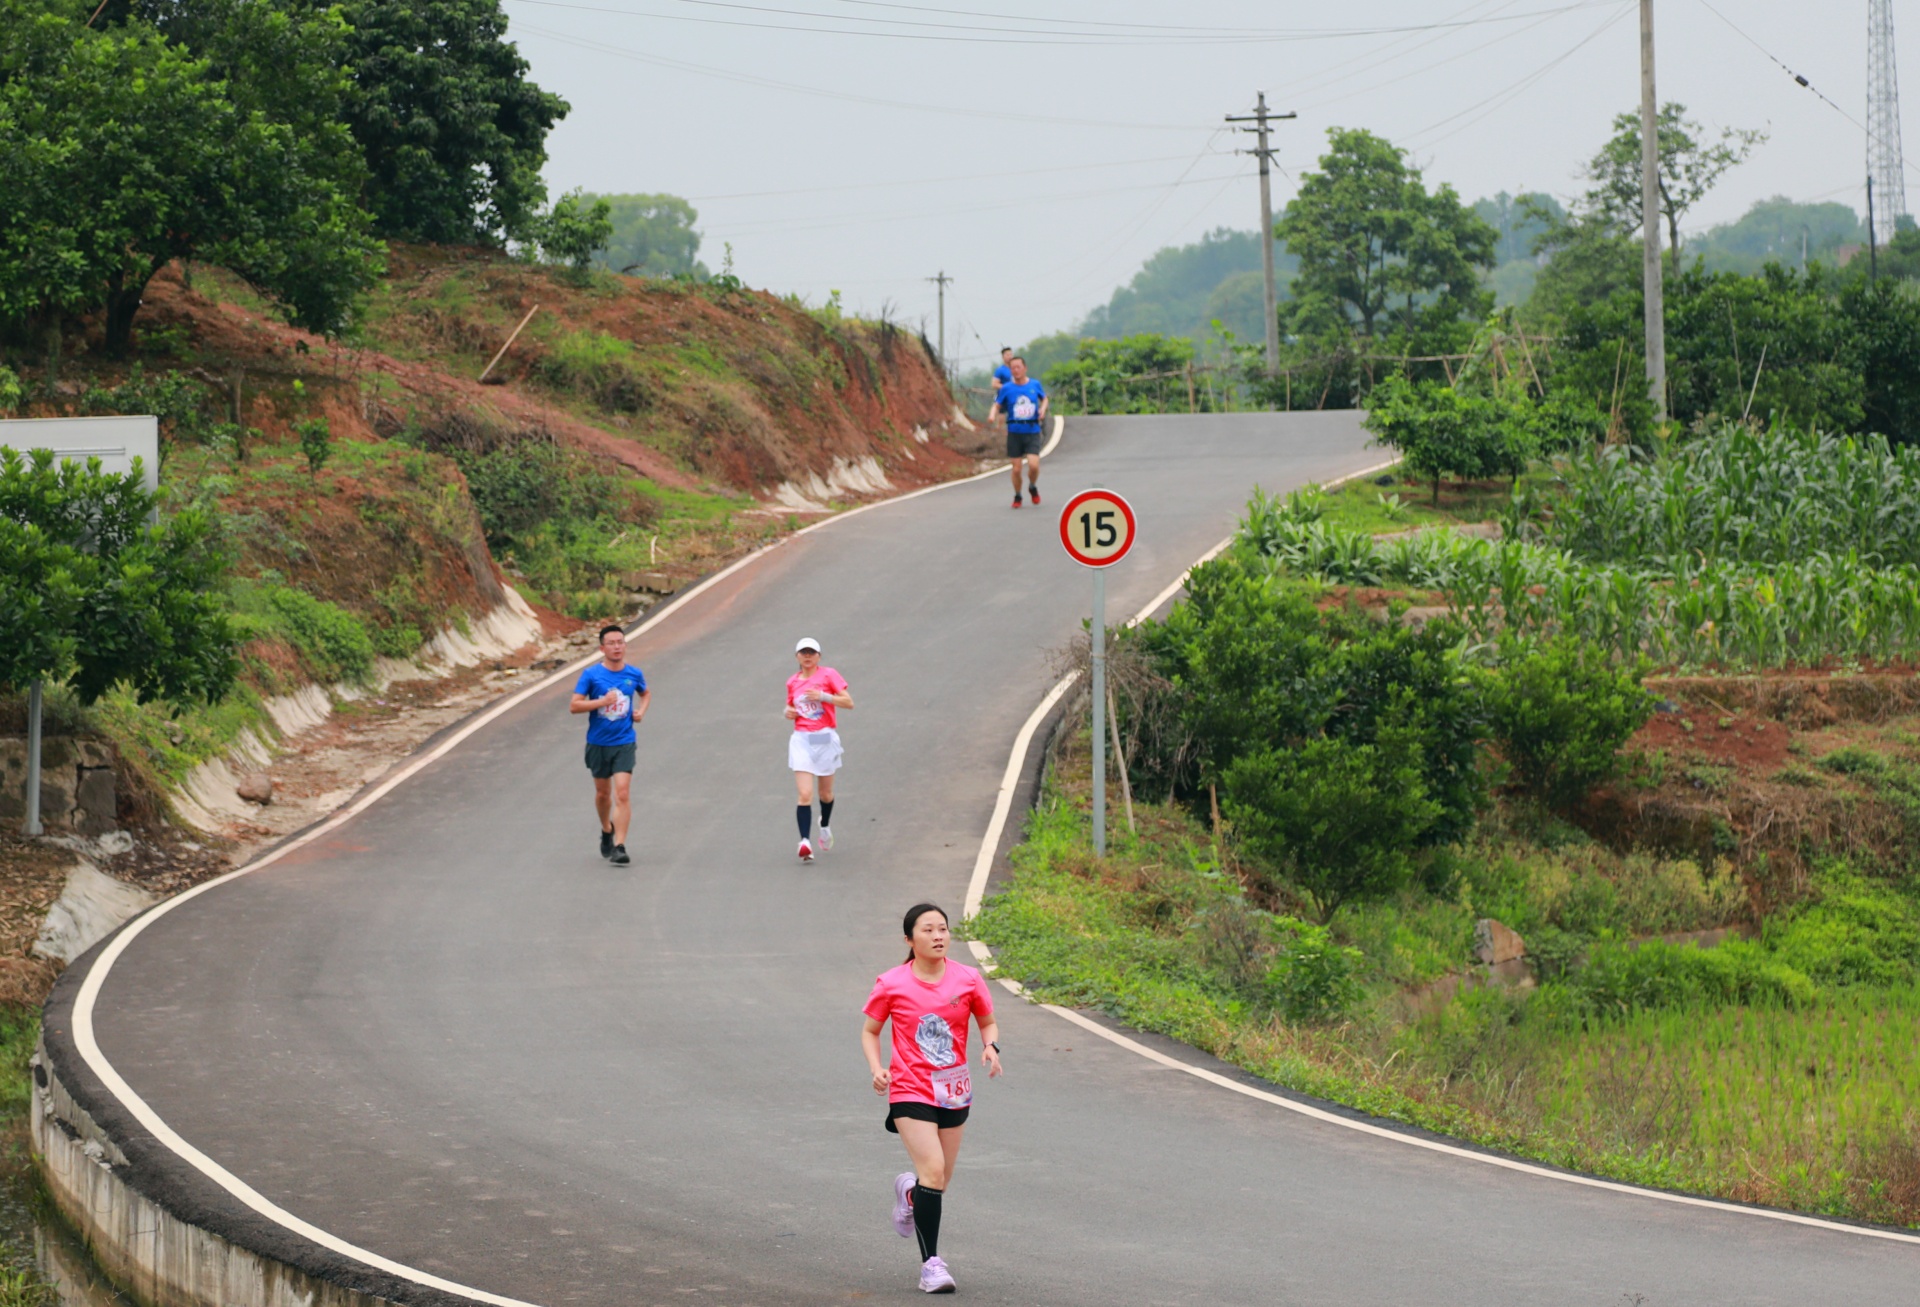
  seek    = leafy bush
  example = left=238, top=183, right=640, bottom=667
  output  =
left=533, top=189, right=614, bottom=282
left=1363, top=376, right=1534, bottom=501
left=0, top=364, right=20, bottom=413
left=295, top=417, right=332, bottom=475
left=81, top=365, right=216, bottom=451
left=1486, top=637, right=1652, bottom=808
left=1135, top=559, right=1485, bottom=839
left=1264, top=917, right=1365, bottom=1022
left=1564, top=939, right=1814, bottom=1016
left=535, top=331, right=649, bottom=412
left=1222, top=733, right=1441, bottom=922
left=236, top=583, right=375, bottom=683
left=1764, top=874, right=1920, bottom=988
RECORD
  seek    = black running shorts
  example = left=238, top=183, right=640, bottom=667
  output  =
left=583, top=742, right=636, bottom=778
left=886, top=1101, right=970, bottom=1133
left=1005, top=429, right=1044, bottom=458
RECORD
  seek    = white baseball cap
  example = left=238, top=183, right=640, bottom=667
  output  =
left=795, top=637, right=822, bottom=653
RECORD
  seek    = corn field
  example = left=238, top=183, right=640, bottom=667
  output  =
left=1242, top=422, right=1920, bottom=670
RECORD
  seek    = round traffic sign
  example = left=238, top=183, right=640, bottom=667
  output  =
left=1059, top=489, right=1137, bottom=568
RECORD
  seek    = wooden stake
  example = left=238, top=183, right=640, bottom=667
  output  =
left=1185, top=363, right=1196, bottom=414
left=478, top=304, right=540, bottom=384
left=1107, top=688, right=1135, bottom=835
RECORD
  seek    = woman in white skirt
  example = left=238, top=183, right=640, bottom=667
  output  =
left=785, top=637, right=853, bottom=862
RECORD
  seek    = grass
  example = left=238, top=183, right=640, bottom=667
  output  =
left=1300, top=462, right=1555, bottom=535
left=0, top=1008, right=57, bottom=1304
left=972, top=733, right=1920, bottom=1227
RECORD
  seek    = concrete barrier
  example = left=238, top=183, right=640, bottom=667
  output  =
left=33, top=950, right=462, bottom=1307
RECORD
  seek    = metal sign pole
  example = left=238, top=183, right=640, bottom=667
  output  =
left=24, top=680, right=43, bottom=837
left=1091, top=570, right=1107, bottom=857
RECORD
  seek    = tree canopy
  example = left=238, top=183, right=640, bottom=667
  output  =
left=1276, top=127, right=1497, bottom=339
left=0, top=0, right=381, bottom=353
left=335, top=0, right=569, bottom=245
left=1579, top=103, right=1765, bottom=257
left=585, top=193, right=708, bottom=278
left=0, top=448, right=237, bottom=706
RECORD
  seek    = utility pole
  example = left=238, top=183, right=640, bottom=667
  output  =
left=1226, top=93, right=1297, bottom=377
left=926, top=271, right=953, bottom=378
left=1638, top=0, right=1666, bottom=423
left=1868, top=176, right=1880, bottom=283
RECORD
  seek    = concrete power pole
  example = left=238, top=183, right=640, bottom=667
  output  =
left=926, top=271, right=953, bottom=379
left=1226, top=93, right=1297, bottom=377
left=1639, top=0, right=1667, bottom=422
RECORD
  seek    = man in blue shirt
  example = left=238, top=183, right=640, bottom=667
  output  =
left=570, top=624, right=651, bottom=865
left=988, top=355, right=1048, bottom=509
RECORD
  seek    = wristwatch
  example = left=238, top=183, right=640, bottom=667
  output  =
left=988, top=1041, right=1001, bottom=1053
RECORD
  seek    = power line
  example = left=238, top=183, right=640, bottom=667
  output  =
left=507, top=0, right=1618, bottom=46
left=1405, top=2, right=1631, bottom=147
left=1692, top=0, right=1920, bottom=186
left=684, top=152, right=1207, bottom=203
left=513, top=23, right=1200, bottom=130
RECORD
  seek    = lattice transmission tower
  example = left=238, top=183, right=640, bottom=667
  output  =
left=1868, top=0, right=1909, bottom=245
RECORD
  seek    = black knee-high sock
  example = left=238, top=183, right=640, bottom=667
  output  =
left=820, top=798, right=834, bottom=828
left=796, top=804, right=813, bottom=839
left=912, top=1185, right=943, bottom=1260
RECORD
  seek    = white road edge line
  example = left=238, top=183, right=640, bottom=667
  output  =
left=961, top=455, right=1920, bottom=1250
left=67, top=416, right=1068, bottom=1307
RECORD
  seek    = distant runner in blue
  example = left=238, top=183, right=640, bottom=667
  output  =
left=569, top=624, right=650, bottom=866
left=988, top=355, right=1048, bottom=510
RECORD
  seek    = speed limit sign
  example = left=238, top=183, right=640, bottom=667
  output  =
left=1059, top=489, right=1137, bottom=568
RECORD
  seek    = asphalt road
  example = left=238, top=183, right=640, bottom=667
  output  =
left=85, top=414, right=1920, bottom=1305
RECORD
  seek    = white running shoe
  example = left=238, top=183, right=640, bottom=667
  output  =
left=819, top=826, right=834, bottom=852
left=798, top=839, right=814, bottom=863
left=891, top=1172, right=915, bottom=1238
left=918, top=1256, right=956, bottom=1293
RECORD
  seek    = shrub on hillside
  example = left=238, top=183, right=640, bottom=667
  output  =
left=1133, top=560, right=1486, bottom=840
left=1363, top=376, right=1535, bottom=502
left=1763, top=870, right=1920, bottom=987
left=1264, top=917, right=1366, bottom=1022
left=1222, top=733, right=1441, bottom=923
left=1486, top=637, right=1652, bottom=809
left=233, top=583, right=375, bottom=684
left=1562, top=939, right=1814, bottom=1017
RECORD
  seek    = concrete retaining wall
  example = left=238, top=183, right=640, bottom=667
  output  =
left=33, top=954, right=472, bottom=1307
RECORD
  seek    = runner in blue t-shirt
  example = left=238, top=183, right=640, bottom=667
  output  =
left=987, top=355, right=1048, bottom=509
left=569, top=624, right=651, bottom=865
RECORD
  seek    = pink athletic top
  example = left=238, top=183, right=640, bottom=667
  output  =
left=787, top=667, right=848, bottom=732
left=864, top=961, right=994, bottom=1108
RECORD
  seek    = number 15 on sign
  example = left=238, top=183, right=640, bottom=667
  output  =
left=1059, top=490, right=1135, bottom=856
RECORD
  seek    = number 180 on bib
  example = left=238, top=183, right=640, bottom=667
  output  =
left=1058, top=490, right=1137, bottom=568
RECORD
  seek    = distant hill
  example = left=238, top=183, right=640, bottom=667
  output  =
left=1686, top=198, right=1866, bottom=274
left=1076, top=227, right=1296, bottom=346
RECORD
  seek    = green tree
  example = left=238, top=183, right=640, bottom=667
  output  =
left=586, top=193, right=708, bottom=277
left=1277, top=127, right=1497, bottom=339
left=1043, top=334, right=1199, bottom=414
left=532, top=189, right=613, bottom=282
left=0, top=0, right=380, bottom=354
left=1579, top=103, right=1765, bottom=259
left=1223, top=733, right=1440, bottom=923
left=336, top=0, right=569, bottom=245
left=0, top=448, right=237, bottom=707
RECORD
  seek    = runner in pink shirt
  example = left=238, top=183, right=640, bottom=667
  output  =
left=861, top=903, right=1003, bottom=1294
left=785, top=637, right=852, bottom=863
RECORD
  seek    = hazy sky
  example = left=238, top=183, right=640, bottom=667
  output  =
left=512, top=0, right=1917, bottom=367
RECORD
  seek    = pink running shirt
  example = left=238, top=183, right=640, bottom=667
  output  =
left=864, top=961, right=995, bottom=1108
left=787, top=667, right=848, bottom=733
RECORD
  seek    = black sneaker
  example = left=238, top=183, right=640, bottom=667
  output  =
left=600, top=828, right=615, bottom=860
left=610, top=844, right=631, bottom=865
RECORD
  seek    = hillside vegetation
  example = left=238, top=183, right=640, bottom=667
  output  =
left=4, top=245, right=968, bottom=814
left=979, top=422, right=1920, bottom=1228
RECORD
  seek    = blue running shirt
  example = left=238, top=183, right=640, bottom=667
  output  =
left=1000, top=379, right=1046, bottom=434
left=575, top=663, right=648, bottom=746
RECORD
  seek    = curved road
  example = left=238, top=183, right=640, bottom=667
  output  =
left=66, top=414, right=1920, bottom=1305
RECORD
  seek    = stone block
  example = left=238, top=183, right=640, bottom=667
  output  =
left=619, top=571, right=677, bottom=595
left=75, top=767, right=118, bottom=834
left=1473, top=917, right=1526, bottom=966
left=235, top=771, right=275, bottom=805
